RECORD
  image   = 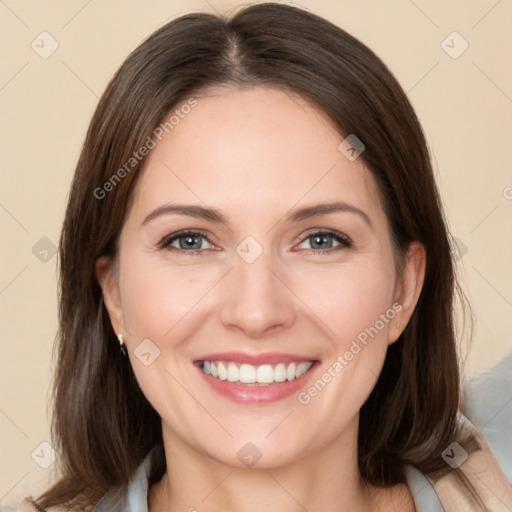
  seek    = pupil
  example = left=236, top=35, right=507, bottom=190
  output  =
left=181, top=235, right=201, bottom=249
left=312, top=235, right=331, bottom=249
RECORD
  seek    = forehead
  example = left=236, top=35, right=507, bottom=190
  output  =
left=128, top=86, right=383, bottom=225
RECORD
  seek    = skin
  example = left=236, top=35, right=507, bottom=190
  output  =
left=96, top=86, right=425, bottom=512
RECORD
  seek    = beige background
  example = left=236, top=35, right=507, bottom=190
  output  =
left=1, top=0, right=511, bottom=507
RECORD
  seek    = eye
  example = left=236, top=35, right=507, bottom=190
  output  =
left=159, top=229, right=352, bottom=255
left=295, top=230, right=352, bottom=254
left=160, top=231, right=214, bottom=254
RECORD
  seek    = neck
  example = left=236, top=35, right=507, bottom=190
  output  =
left=148, top=415, right=399, bottom=512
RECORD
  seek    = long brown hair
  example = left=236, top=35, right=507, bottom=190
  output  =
left=32, top=3, right=471, bottom=510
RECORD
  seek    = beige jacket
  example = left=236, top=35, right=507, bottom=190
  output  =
left=425, top=416, right=512, bottom=511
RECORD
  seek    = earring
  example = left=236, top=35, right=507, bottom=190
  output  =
left=117, top=333, right=128, bottom=356
left=396, top=322, right=401, bottom=334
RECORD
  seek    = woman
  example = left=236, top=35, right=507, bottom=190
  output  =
left=17, top=2, right=511, bottom=511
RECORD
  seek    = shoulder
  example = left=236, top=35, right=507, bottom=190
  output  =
left=422, top=351, right=512, bottom=510
left=0, top=501, right=65, bottom=512
left=461, top=350, right=512, bottom=482
left=5, top=451, right=157, bottom=512
left=403, top=352, right=512, bottom=511
left=1, top=499, right=91, bottom=512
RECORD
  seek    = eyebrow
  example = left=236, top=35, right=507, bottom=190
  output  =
left=142, top=204, right=228, bottom=226
left=285, top=202, right=372, bottom=228
left=141, top=201, right=372, bottom=229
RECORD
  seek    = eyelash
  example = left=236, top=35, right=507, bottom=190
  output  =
left=159, top=229, right=352, bottom=256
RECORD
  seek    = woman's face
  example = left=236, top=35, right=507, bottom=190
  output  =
left=98, top=85, right=423, bottom=469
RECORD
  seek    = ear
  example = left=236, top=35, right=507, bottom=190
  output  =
left=388, top=241, right=426, bottom=345
left=95, top=255, right=126, bottom=336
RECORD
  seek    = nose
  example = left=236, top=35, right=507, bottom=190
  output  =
left=219, top=251, right=297, bottom=339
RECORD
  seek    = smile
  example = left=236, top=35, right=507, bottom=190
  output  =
left=195, top=352, right=319, bottom=403
left=201, top=360, right=314, bottom=385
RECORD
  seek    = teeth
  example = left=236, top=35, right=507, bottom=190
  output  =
left=202, top=360, right=313, bottom=385
left=286, top=362, right=296, bottom=381
left=296, top=362, right=310, bottom=378
left=256, top=364, right=274, bottom=384
left=227, top=363, right=239, bottom=382
left=217, top=361, right=227, bottom=380
left=240, top=364, right=256, bottom=383
left=274, top=363, right=287, bottom=382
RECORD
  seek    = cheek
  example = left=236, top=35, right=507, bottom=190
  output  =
left=290, top=261, right=395, bottom=413
left=120, top=258, right=223, bottom=342
left=118, top=261, right=220, bottom=436
left=292, top=258, right=396, bottom=346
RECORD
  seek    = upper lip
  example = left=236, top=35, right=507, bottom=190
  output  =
left=195, top=352, right=317, bottom=366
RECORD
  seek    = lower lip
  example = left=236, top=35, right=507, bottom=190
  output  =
left=195, top=362, right=319, bottom=404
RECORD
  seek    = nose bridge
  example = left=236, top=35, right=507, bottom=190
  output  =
left=219, top=239, right=296, bottom=337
